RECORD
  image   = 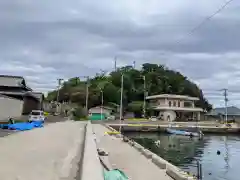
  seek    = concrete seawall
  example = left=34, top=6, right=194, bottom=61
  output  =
left=104, top=125, right=196, bottom=180
left=108, top=123, right=240, bottom=134
left=81, top=121, right=104, bottom=180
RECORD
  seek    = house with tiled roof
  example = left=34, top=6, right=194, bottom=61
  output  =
left=0, top=75, right=44, bottom=121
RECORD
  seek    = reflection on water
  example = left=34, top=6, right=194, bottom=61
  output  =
left=127, top=133, right=240, bottom=180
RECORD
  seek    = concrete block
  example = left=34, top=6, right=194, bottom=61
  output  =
left=151, top=154, right=167, bottom=169
left=122, top=136, right=129, bottom=142
left=141, top=149, right=153, bottom=159
left=128, top=140, right=135, bottom=146
left=166, top=164, right=195, bottom=180
left=133, top=143, right=144, bottom=152
left=115, top=134, right=123, bottom=138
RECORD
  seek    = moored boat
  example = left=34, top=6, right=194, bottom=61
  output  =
left=166, top=128, right=202, bottom=137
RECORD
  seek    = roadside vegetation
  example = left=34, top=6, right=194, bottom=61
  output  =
left=46, top=63, right=212, bottom=118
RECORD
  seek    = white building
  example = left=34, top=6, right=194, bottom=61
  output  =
left=146, top=94, right=204, bottom=121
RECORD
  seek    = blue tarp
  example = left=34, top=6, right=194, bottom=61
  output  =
left=0, top=121, right=44, bottom=131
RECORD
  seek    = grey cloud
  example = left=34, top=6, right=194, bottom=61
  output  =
left=0, top=0, right=240, bottom=107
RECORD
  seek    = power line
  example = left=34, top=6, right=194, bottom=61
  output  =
left=176, top=0, right=234, bottom=44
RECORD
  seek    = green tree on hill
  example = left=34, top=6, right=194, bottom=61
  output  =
left=46, top=63, right=212, bottom=116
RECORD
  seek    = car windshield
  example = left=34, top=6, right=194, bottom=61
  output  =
left=31, top=111, right=41, bottom=116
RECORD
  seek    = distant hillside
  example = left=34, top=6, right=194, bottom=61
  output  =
left=46, top=63, right=212, bottom=116
left=207, top=106, right=240, bottom=115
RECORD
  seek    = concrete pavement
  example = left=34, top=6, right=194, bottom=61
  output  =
left=92, top=124, right=173, bottom=180
left=0, top=121, right=86, bottom=180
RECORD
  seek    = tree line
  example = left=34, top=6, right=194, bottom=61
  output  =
left=46, top=63, right=212, bottom=117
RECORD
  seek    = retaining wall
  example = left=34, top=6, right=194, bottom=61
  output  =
left=81, top=121, right=104, bottom=180
left=109, top=124, right=240, bottom=134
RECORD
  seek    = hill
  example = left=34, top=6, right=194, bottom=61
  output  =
left=207, top=106, right=240, bottom=116
left=46, top=63, right=212, bottom=117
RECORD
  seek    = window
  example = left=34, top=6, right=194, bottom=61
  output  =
left=31, top=111, right=42, bottom=116
left=184, top=101, right=192, bottom=107
left=178, top=101, right=181, bottom=107
left=169, top=101, right=172, bottom=107
left=173, top=101, right=176, bottom=107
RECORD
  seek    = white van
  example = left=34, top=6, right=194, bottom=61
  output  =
left=29, top=110, right=45, bottom=122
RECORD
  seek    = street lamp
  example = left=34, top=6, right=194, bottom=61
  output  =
left=119, top=74, right=124, bottom=133
left=143, top=75, right=146, bottom=118
left=100, top=89, right=104, bottom=120
left=78, top=76, right=89, bottom=110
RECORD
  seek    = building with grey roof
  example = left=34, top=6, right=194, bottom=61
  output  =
left=0, top=75, right=44, bottom=121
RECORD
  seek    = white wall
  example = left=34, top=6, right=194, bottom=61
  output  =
left=0, top=96, right=23, bottom=121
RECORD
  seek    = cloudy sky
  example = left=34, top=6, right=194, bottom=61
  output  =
left=0, top=0, right=239, bottom=107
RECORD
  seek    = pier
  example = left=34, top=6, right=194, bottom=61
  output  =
left=0, top=120, right=199, bottom=180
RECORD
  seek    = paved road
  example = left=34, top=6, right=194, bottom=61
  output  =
left=0, top=121, right=86, bottom=180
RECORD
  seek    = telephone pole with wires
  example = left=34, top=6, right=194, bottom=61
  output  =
left=133, top=61, right=136, bottom=69
left=221, top=88, right=228, bottom=124
left=56, top=78, right=63, bottom=103
left=114, top=57, right=117, bottom=71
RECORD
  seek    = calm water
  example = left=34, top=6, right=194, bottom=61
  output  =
left=127, top=133, right=240, bottom=180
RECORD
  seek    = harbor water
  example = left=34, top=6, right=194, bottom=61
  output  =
left=127, top=133, right=240, bottom=180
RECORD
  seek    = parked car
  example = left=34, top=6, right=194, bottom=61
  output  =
left=28, top=110, right=46, bottom=122
left=150, top=116, right=157, bottom=121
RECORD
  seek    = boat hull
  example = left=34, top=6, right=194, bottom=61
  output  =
left=166, top=128, right=199, bottom=137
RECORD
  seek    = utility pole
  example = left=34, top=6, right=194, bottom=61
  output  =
left=85, top=76, right=89, bottom=111
left=119, top=74, right=124, bottom=133
left=133, top=61, right=136, bottom=69
left=143, top=75, right=146, bottom=118
left=114, top=57, right=117, bottom=71
left=56, top=78, right=63, bottom=103
left=221, top=88, right=228, bottom=124
left=56, top=78, right=63, bottom=114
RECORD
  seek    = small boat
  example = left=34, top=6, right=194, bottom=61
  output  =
left=166, top=128, right=201, bottom=137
